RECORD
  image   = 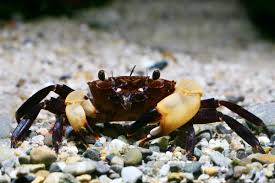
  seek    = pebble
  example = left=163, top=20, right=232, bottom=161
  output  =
left=0, top=114, right=12, bottom=138
left=76, top=174, right=91, bottom=182
left=63, top=160, right=96, bottom=176
left=202, top=166, right=219, bottom=176
left=31, top=176, right=44, bottom=183
left=96, top=161, right=110, bottom=174
left=110, top=165, right=123, bottom=174
left=270, top=134, right=275, bottom=144
left=19, top=164, right=45, bottom=173
left=13, top=175, right=35, bottom=183
left=209, top=151, right=231, bottom=167
left=83, top=149, right=101, bottom=161
left=250, top=153, right=275, bottom=164
left=182, top=162, right=202, bottom=174
left=233, top=166, right=249, bottom=178
left=99, top=175, right=112, bottom=183
left=150, top=136, right=169, bottom=152
left=35, top=170, right=50, bottom=178
left=159, top=164, right=170, bottom=176
left=65, top=156, right=82, bottom=163
left=263, top=164, right=274, bottom=178
left=124, top=148, right=143, bottom=166
left=49, top=162, right=66, bottom=172
left=109, top=139, right=128, bottom=155
left=30, top=147, right=57, bottom=167
left=167, top=172, right=184, bottom=182
left=121, top=166, right=143, bottom=183
left=44, top=172, right=78, bottom=183
left=258, top=136, right=270, bottom=145
left=111, top=156, right=124, bottom=166
left=109, top=173, right=120, bottom=179
left=208, top=139, right=229, bottom=152
left=216, top=124, right=232, bottom=134
left=183, top=173, right=194, bottom=181
left=169, top=162, right=184, bottom=172
left=0, top=147, right=14, bottom=163
left=0, top=175, right=10, bottom=183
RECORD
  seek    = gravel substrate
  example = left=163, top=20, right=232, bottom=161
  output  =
left=0, top=1, right=275, bottom=183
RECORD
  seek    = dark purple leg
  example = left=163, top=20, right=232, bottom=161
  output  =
left=16, top=84, right=73, bottom=122
left=201, top=98, right=271, bottom=137
left=127, top=109, right=161, bottom=136
left=191, top=108, right=265, bottom=153
left=11, top=98, right=66, bottom=148
left=177, top=123, right=196, bottom=160
left=52, top=115, right=64, bottom=153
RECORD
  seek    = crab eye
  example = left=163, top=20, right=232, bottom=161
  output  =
left=98, top=70, right=105, bottom=81
left=152, top=70, right=160, bottom=80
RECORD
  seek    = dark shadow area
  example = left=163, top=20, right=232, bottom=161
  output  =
left=240, top=0, right=275, bottom=40
left=0, top=0, right=111, bottom=19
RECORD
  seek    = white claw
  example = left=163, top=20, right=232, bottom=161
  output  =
left=66, top=104, right=87, bottom=132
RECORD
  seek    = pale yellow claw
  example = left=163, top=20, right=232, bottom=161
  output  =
left=65, top=90, right=96, bottom=118
left=66, top=104, right=87, bottom=132
left=156, top=79, right=203, bottom=135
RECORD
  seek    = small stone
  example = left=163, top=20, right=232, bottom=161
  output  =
left=31, top=176, right=44, bottom=183
left=167, top=172, right=184, bottom=182
left=0, top=147, right=14, bottom=163
left=258, top=136, right=270, bottom=145
left=236, top=149, right=249, bottom=159
left=109, top=173, right=120, bottom=179
left=31, top=135, right=45, bottom=145
left=194, top=147, right=203, bottom=158
left=150, top=136, right=169, bottom=151
left=19, top=164, right=45, bottom=173
left=83, top=149, right=101, bottom=161
left=111, top=156, right=124, bottom=166
left=216, top=124, right=232, bottom=134
left=271, top=147, right=275, bottom=155
left=263, top=164, right=274, bottom=178
left=124, top=148, right=142, bottom=166
left=208, top=139, right=229, bottom=152
left=30, top=147, right=57, bottom=167
left=19, top=155, right=31, bottom=164
left=183, top=173, right=194, bottom=181
left=0, top=175, right=10, bottom=183
left=35, top=170, right=50, bottom=178
left=44, top=172, right=78, bottom=183
left=197, top=174, right=210, bottom=181
left=96, top=161, right=110, bottom=174
left=209, top=151, right=231, bottom=167
left=65, top=156, right=82, bottom=163
left=0, top=114, right=12, bottom=138
left=109, top=139, right=128, bottom=155
left=121, top=166, right=143, bottom=183
left=111, top=178, right=123, bottom=183
left=202, top=166, right=219, bottom=176
left=99, top=175, right=112, bottom=183
left=138, top=148, right=153, bottom=157
left=110, top=165, right=123, bottom=174
left=13, top=175, right=35, bottom=183
left=63, top=160, right=96, bottom=176
left=76, top=174, right=91, bottom=182
left=43, top=135, right=53, bottom=146
left=250, top=153, right=275, bottom=164
left=233, top=166, right=249, bottom=178
left=59, top=173, right=79, bottom=183
left=49, top=162, right=66, bottom=172
left=117, top=135, right=129, bottom=144
left=182, top=162, right=202, bottom=173
left=270, top=134, right=275, bottom=144
left=169, top=162, right=183, bottom=172
left=148, top=146, right=160, bottom=152
left=159, top=164, right=170, bottom=176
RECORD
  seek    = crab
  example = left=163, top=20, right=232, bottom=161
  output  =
left=11, top=68, right=271, bottom=159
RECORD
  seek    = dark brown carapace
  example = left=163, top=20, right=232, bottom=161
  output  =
left=11, top=69, right=271, bottom=159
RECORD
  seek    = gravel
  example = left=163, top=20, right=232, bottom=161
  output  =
left=0, top=0, right=274, bottom=182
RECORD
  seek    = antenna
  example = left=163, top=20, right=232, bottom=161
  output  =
left=130, top=65, right=136, bottom=77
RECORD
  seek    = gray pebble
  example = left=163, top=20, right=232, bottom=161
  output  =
left=0, top=114, right=12, bottom=138
left=169, top=162, right=184, bottom=172
left=182, top=162, right=202, bottom=174
left=111, top=156, right=124, bottom=166
left=63, top=160, right=96, bottom=176
left=83, top=148, right=101, bottom=161
left=121, top=166, right=143, bottom=183
left=216, top=124, right=232, bottom=134
left=96, top=161, right=110, bottom=174
left=270, top=134, right=275, bottom=144
left=99, top=175, right=112, bottom=183
left=149, top=146, right=160, bottom=152
left=209, top=151, right=231, bottom=167
left=0, top=175, right=10, bottom=183
left=109, top=173, right=120, bottom=179
left=49, top=162, right=66, bottom=172
left=0, top=147, right=14, bottom=163
left=159, top=164, right=170, bottom=176
left=111, top=164, right=123, bottom=174
left=150, top=136, right=169, bottom=151
left=30, top=147, right=57, bottom=167
left=124, top=148, right=143, bottom=166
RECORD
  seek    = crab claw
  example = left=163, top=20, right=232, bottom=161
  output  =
left=156, top=79, right=203, bottom=135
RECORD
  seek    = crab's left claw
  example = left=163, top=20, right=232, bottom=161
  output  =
left=129, top=79, right=203, bottom=142
left=65, top=90, right=99, bottom=141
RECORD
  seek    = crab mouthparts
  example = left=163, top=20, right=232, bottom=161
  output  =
left=121, top=96, right=132, bottom=111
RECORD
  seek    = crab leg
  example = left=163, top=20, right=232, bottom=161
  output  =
left=16, top=84, right=73, bottom=122
left=191, top=108, right=265, bottom=153
left=11, top=98, right=66, bottom=148
left=127, top=109, right=161, bottom=136
left=52, top=115, right=64, bottom=153
left=201, top=98, right=271, bottom=137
